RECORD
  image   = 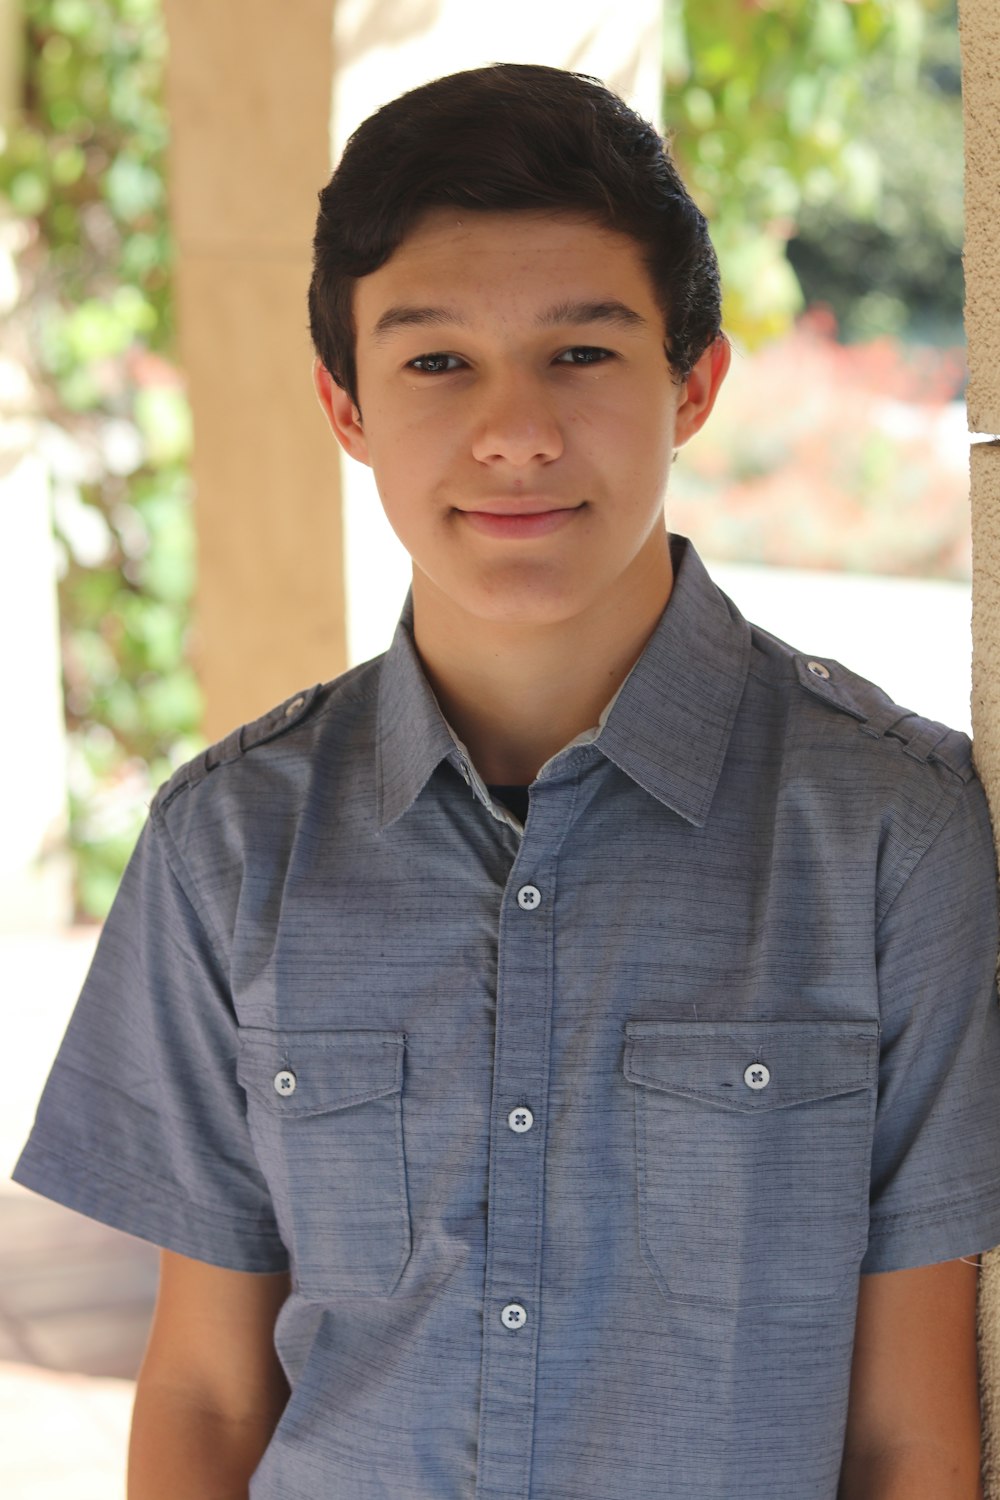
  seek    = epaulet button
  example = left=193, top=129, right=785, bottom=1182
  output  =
left=153, top=682, right=322, bottom=811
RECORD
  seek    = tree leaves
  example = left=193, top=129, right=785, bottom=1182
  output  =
left=662, top=0, right=959, bottom=349
left=1, top=0, right=199, bottom=918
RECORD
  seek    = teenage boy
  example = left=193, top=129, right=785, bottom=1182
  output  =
left=14, top=62, right=1000, bottom=1500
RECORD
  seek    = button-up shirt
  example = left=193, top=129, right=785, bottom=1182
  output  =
left=15, top=537, right=1000, bottom=1500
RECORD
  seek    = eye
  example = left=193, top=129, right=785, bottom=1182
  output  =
left=554, top=346, right=615, bottom=366
left=407, top=352, right=464, bottom=375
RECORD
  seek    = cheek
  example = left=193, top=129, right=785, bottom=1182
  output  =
left=377, top=411, right=471, bottom=497
left=579, top=396, right=675, bottom=478
left=365, top=423, right=454, bottom=534
left=366, top=412, right=421, bottom=476
left=370, top=395, right=454, bottom=456
left=574, top=378, right=672, bottom=435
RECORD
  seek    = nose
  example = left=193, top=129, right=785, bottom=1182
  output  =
left=470, top=374, right=564, bottom=467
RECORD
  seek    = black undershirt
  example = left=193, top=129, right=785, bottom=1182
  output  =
left=487, top=784, right=530, bottom=824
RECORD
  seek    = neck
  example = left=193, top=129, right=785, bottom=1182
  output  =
left=410, top=533, right=674, bottom=786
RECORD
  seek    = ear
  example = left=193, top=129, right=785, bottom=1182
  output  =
left=672, top=336, right=731, bottom=450
left=312, top=357, right=370, bottom=466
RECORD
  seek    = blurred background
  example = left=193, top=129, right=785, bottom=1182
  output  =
left=0, top=0, right=977, bottom=1493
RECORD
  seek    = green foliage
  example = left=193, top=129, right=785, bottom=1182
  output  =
left=1, top=0, right=201, bottom=919
left=788, top=2, right=965, bottom=343
left=663, top=0, right=959, bottom=350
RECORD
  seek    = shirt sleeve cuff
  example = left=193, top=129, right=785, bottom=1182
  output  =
left=860, top=1184, right=1000, bottom=1273
left=11, top=1139, right=290, bottom=1274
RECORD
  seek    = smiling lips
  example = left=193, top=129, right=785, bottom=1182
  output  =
left=458, top=500, right=585, bottom=539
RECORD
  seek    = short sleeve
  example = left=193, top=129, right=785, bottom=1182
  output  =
left=862, top=771, right=1000, bottom=1272
left=11, top=816, right=289, bottom=1273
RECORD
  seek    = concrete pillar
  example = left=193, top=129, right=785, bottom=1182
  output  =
left=958, top=0, right=1000, bottom=1491
left=972, top=437, right=1000, bottom=1497
left=161, top=0, right=345, bottom=740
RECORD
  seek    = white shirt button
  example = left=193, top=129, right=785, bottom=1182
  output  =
left=744, top=1062, right=770, bottom=1091
left=517, top=884, right=541, bottom=910
left=807, top=660, right=831, bottom=680
left=501, top=1302, right=527, bottom=1330
left=274, top=1069, right=297, bottom=1096
left=508, top=1106, right=534, bottom=1133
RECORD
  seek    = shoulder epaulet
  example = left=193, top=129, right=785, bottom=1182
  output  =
left=152, top=682, right=323, bottom=813
left=793, top=655, right=973, bottom=783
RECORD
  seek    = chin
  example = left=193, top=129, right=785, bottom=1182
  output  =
left=459, top=580, right=592, bottom=628
left=413, top=556, right=601, bottom=629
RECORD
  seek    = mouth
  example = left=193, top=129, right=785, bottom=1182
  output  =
left=458, top=498, right=582, bottom=517
left=456, top=503, right=585, bottom=539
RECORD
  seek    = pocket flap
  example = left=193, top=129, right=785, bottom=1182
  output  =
left=624, top=1019, right=878, bottom=1112
left=237, top=1028, right=405, bottom=1117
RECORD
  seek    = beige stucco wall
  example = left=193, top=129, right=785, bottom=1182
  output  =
left=161, top=0, right=345, bottom=740
left=959, top=0, right=1000, bottom=1491
left=972, top=436, right=1000, bottom=1498
left=960, top=3, right=1000, bottom=441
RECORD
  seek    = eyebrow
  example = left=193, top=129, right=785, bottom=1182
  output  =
left=370, top=298, right=648, bottom=343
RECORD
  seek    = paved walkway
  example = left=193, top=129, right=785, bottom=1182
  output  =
left=2, top=929, right=157, bottom=1499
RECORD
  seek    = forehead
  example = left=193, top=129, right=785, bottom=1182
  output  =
left=353, top=208, right=660, bottom=331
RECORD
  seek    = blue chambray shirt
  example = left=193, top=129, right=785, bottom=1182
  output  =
left=14, top=537, right=1000, bottom=1499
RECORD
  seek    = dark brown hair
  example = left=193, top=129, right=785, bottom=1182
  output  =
left=307, top=62, right=723, bottom=407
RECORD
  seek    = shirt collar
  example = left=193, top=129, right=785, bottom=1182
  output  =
left=592, top=538, right=751, bottom=826
left=376, top=595, right=459, bottom=830
left=375, top=537, right=751, bottom=831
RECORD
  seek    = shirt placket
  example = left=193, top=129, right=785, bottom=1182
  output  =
left=475, top=774, right=578, bottom=1500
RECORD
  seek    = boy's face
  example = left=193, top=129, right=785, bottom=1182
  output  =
left=315, top=208, right=728, bottom=632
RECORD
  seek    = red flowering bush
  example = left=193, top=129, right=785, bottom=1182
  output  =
left=670, top=309, right=970, bottom=579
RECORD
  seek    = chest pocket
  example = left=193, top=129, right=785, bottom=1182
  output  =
left=624, top=1019, right=879, bottom=1308
left=237, top=1028, right=410, bottom=1299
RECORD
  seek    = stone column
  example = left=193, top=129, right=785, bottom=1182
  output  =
left=958, top=1, right=1000, bottom=1492
left=161, top=0, right=345, bottom=740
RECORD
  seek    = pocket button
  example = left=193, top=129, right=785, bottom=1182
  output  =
left=273, top=1069, right=297, bottom=1096
left=743, top=1062, right=771, bottom=1091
